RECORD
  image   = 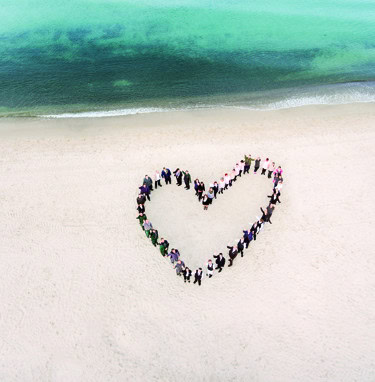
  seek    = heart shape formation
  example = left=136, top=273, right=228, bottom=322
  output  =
left=136, top=156, right=284, bottom=285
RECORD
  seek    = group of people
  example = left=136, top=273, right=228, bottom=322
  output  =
left=136, top=155, right=284, bottom=285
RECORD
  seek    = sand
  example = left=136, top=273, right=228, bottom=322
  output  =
left=0, top=103, right=375, bottom=381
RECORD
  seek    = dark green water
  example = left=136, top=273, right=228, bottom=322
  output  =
left=1, top=0, right=374, bottom=117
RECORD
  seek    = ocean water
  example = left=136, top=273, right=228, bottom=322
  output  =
left=0, top=0, right=374, bottom=117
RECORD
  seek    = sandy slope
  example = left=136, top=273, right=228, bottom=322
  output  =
left=0, top=103, right=375, bottom=381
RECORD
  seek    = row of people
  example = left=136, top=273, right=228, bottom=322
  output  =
left=136, top=157, right=284, bottom=285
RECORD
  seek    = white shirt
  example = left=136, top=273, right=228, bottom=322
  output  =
left=262, top=161, right=269, bottom=170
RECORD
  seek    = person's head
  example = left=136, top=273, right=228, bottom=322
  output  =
left=208, top=259, right=212, bottom=264
left=199, top=268, right=202, bottom=271
left=186, top=170, right=189, bottom=173
left=272, top=161, right=275, bottom=165
left=266, top=158, right=269, bottom=161
left=236, top=163, right=239, bottom=166
left=225, top=173, right=228, bottom=176
left=200, top=181, right=204, bottom=185
left=145, top=219, right=149, bottom=223
left=209, top=188, right=213, bottom=192
left=160, top=238, right=164, bottom=242
left=219, top=252, right=223, bottom=257
left=241, top=160, right=244, bottom=163
left=221, top=177, right=224, bottom=181
left=163, top=167, right=166, bottom=170
left=214, top=181, right=218, bottom=185
left=279, top=180, right=283, bottom=184
left=171, top=248, right=175, bottom=253
left=139, top=212, right=143, bottom=216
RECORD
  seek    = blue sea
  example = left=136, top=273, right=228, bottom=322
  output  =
left=0, top=0, right=374, bottom=117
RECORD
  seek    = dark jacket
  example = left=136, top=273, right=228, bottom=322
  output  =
left=214, top=254, right=226, bottom=267
left=183, top=268, right=192, bottom=278
left=161, top=169, right=171, bottom=179
left=268, top=193, right=281, bottom=204
left=194, top=270, right=203, bottom=280
left=139, top=185, right=150, bottom=195
left=237, top=240, right=245, bottom=252
left=137, top=195, right=146, bottom=205
left=227, top=246, right=238, bottom=259
left=183, top=172, right=191, bottom=183
left=137, top=204, right=145, bottom=214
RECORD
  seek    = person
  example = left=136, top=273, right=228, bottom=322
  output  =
left=230, top=169, right=236, bottom=185
left=212, top=182, right=219, bottom=199
left=244, top=154, right=253, bottom=174
left=237, top=238, right=245, bottom=257
left=175, top=260, right=185, bottom=276
left=224, top=173, right=231, bottom=190
left=137, top=203, right=145, bottom=214
left=235, top=164, right=241, bottom=179
left=275, top=166, right=283, bottom=177
left=154, top=171, right=162, bottom=189
left=136, top=212, right=147, bottom=230
left=254, top=157, right=261, bottom=174
left=197, top=182, right=205, bottom=201
left=242, top=229, right=253, bottom=249
left=168, top=248, right=180, bottom=265
left=275, top=179, right=283, bottom=193
left=202, top=194, right=210, bottom=210
left=139, top=184, right=150, bottom=201
left=194, top=179, right=200, bottom=196
left=161, top=167, right=172, bottom=185
left=173, top=168, right=182, bottom=186
left=206, top=260, right=214, bottom=278
left=239, top=160, right=245, bottom=176
left=143, top=219, right=153, bottom=237
left=183, top=267, right=192, bottom=283
left=159, top=238, right=169, bottom=256
left=194, top=268, right=203, bottom=286
left=213, top=253, right=226, bottom=272
left=250, top=221, right=258, bottom=241
left=150, top=229, right=158, bottom=247
left=137, top=193, right=146, bottom=206
left=183, top=170, right=191, bottom=190
left=257, top=219, right=265, bottom=233
left=227, top=244, right=238, bottom=267
left=143, top=175, right=153, bottom=192
left=260, top=206, right=272, bottom=224
left=219, top=177, right=225, bottom=194
left=268, top=189, right=281, bottom=205
left=207, top=188, right=214, bottom=204
left=268, top=162, right=276, bottom=179
left=261, top=158, right=270, bottom=175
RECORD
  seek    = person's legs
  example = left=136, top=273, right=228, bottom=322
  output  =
left=261, top=168, right=266, bottom=175
left=228, top=258, right=233, bottom=267
left=268, top=171, right=272, bottom=178
left=146, top=194, right=151, bottom=201
left=198, top=279, right=201, bottom=286
left=145, top=230, right=150, bottom=238
left=155, top=181, right=158, bottom=189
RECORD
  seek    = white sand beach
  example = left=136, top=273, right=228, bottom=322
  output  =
left=1, top=103, right=375, bottom=381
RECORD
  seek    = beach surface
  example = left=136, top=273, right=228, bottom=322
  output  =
left=0, top=103, right=375, bottom=381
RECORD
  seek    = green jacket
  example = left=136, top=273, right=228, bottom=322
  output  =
left=244, top=155, right=255, bottom=165
left=136, top=214, right=147, bottom=225
left=183, top=172, right=191, bottom=183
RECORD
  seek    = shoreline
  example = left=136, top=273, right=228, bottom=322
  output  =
left=1, top=80, right=375, bottom=119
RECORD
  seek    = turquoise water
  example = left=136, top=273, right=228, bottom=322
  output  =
left=0, top=0, right=374, bottom=117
